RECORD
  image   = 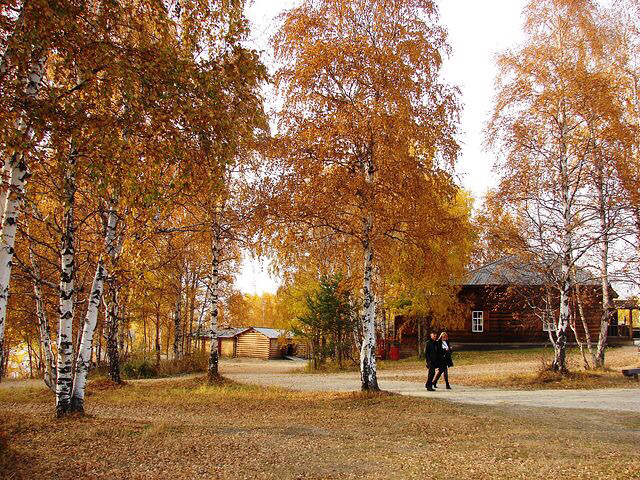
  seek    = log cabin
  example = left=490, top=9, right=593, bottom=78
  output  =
left=195, top=327, right=298, bottom=360
left=235, top=327, right=292, bottom=360
left=392, top=256, right=622, bottom=357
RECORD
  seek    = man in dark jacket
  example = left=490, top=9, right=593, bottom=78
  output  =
left=425, top=331, right=440, bottom=391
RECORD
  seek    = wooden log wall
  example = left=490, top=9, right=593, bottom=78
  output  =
left=394, top=285, right=605, bottom=349
left=236, top=331, right=283, bottom=360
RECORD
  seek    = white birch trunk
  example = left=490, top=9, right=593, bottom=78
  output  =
left=30, top=246, right=56, bottom=391
left=56, top=143, right=77, bottom=416
left=360, top=224, right=378, bottom=391
left=574, top=281, right=595, bottom=369
left=71, top=258, right=106, bottom=413
left=595, top=165, right=611, bottom=368
left=207, top=226, right=221, bottom=382
left=544, top=290, right=558, bottom=349
left=0, top=53, right=45, bottom=380
left=359, top=152, right=378, bottom=390
left=104, top=203, right=121, bottom=383
left=0, top=162, right=11, bottom=219
left=0, top=156, right=28, bottom=380
left=552, top=135, right=571, bottom=373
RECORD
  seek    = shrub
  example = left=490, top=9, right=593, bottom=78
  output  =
left=157, top=353, right=208, bottom=377
left=122, top=357, right=158, bottom=379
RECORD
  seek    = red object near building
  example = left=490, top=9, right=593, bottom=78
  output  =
left=389, top=345, right=400, bottom=361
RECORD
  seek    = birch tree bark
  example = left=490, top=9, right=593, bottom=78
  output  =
left=207, top=224, right=221, bottom=382
left=104, top=203, right=121, bottom=383
left=595, top=163, right=611, bottom=368
left=55, top=142, right=77, bottom=416
left=0, top=154, right=28, bottom=381
left=71, top=258, right=106, bottom=413
left=359, top=154, right=378, bottom=390
left=552, top=129, right=572, bottom=373
left=0, top=162, right=10, bottom=218
left=572, top=282, right=595, bottom=369
left=0, top=52, right=45, bottom=380
left=30, top=245, right=55, bottom=390
left=360, top=216, right=378, bottom=390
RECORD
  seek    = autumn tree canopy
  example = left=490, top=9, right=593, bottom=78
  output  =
left=270, top=0, right=470, bottom=390
left=486, top=0, right=639, bottom=371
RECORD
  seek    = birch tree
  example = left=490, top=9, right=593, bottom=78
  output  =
left=0, top=50, right=45, bottom=379
left=70, top=258, right=105, bottom=413
left=54, top=142, right=76, bottom=416
left=272, top=0, right=463, bottom=390
left=166, top=0, right=267, bottom=382
left=486, top=0, right=617, bottom=372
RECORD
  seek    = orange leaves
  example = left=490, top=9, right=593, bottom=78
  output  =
left=264, top=0, right=473, bottom=334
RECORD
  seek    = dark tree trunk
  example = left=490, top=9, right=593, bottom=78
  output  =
left=106, top=283, right=121, bottom=383
left=155, top=307, right=161, bottom=367
left=173, top=296, right=181, bottom=360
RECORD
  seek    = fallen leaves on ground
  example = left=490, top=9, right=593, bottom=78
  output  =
left=0, top=375, right=638, bottom=479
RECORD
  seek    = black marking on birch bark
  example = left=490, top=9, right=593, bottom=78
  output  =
left=57, top=365, right=72, bottom=375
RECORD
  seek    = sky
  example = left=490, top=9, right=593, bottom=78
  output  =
left=235, top=0, right=530, bottom=295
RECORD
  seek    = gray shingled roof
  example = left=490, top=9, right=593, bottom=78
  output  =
left=251, top=327, right=293, bottom=339
left=192, top=326, right=295, bottom=339
left=463, top=256, right=598, bottom=286
left=217, top=327, right=250, bottom=338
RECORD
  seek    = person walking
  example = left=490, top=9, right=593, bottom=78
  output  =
left=425, top=331, right=441, bottom=391
left=433, top=332, right=453, bottom=389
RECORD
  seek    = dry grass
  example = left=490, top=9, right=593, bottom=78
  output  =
left=1, top=375, right=639, bottom=479
left=90, top=353, right=209, bottom=381
left=381, top=346, right=640, bottom=390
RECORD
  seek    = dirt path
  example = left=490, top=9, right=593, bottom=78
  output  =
left=221, top=359, right=640, bottom=413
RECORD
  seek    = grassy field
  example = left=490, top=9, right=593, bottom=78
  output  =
left=1, top=376, right=639, bottom=480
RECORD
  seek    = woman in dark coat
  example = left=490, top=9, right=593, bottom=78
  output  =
left=433, top=332, right=453, bottom=389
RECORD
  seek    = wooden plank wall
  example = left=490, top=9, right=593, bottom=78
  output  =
left=236, top=331, right=284, bottom=359
left=394, top=285, right=605, bottom=350
left=446, top=285, right=604, bottom=344
left=219, top=338, right=235, bottom=357
left=269, top=339, right=281, bottom=359
left=236, top=331, right=272, bottom=359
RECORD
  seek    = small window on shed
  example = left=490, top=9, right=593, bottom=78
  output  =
left=542, top=312, right=556, bottom=332
left=472, top=311, right=483, bottom=333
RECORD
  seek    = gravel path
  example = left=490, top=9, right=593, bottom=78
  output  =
left=222, top=360, right=640, bottom=413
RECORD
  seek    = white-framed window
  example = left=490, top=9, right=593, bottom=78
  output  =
left=542, top=311, right=556, bottom=332
left=472, top=311, right=484, bottom=333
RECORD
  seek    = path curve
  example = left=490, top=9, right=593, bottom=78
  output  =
left=223, top=364, right=640, bottom=413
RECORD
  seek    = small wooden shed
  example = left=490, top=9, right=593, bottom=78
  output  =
left=235, top=327, right=292, bottom=360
